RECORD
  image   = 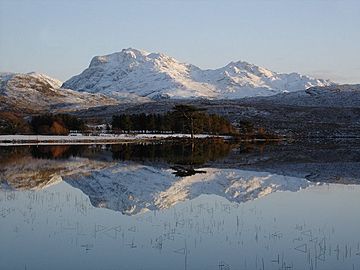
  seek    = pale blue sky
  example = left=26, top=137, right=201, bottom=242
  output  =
left=0, top=0, right=359, bottom=83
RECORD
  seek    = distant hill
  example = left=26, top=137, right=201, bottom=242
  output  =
left=243, top=84, right=360, bottom=107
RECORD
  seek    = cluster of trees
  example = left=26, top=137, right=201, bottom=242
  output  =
left=0, top=112, right=31, bottom=134
left=112, top=105, right=236, bottom=136
left=0, top=112, right=87, bottom=135
left=30, top=114, right=86, bottom=135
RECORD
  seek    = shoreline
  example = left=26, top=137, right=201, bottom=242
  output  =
left=0, top=134, right=230, bottom=146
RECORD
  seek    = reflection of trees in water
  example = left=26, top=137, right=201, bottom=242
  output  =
left=0, top=146, right=29, bottom=157
left=0, top=141, right=236, bottom=166
left=1, top=145, right=111, bottom=163
left=0, top=146, right=32, bottom=164
left=0, top=141, right=270, bottom=167
left=30, top=145, right=88, bottom=160
left=0, top=141, right=265, bottom=167
left=111, top=140, right=235, bottom=166
left=0, top=140, right=259, bottom=166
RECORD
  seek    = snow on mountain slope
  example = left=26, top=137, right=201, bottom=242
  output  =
left=62, top=48, right=333, bottom=100
left=0, top=72, right=118, bottom=114
left=64, top=163, right=312, bottom=215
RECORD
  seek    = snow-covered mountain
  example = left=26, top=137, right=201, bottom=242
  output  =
left=0, top=72, right=118, bottom=114
left=63, top=48, right=333, bottom=100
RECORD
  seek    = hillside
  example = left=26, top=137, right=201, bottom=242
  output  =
left=243, top=84, right=360, bottom=107
left=74, top=84, right=360, bottom=138
left=0, top=72, right=118, bottom=114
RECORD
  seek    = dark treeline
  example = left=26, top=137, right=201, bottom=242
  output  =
left=0, top=112, right=86, bottom=135
left=1, top=105, right=277, bottom=139
left=30, top=114, right=86, bottom=135
left=112, top=107, right=236, bottom=135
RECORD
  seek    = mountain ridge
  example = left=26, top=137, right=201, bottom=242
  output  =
left=62, top=48, right=333, bottom=100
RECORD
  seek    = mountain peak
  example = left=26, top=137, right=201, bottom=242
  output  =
left=223, top=60, right=275, bottom=78
left=89, top=48, right=150, bottom=68
left=122, top=47, right=149, bottom=56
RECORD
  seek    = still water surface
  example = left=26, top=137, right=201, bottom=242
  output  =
left=0, top=142, right=360, bottom=270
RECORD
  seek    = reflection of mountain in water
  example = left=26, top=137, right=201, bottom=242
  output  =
left=0, top=143, right=313, bottom=215
left=1, top=141, right=360, bottom=214
left=64, top=163, right=312, bottom=215
left=3, top=141, right=360, bottom=186
left=0, top=156, right=111, bottom=190
left=0, top=146, right=113, bottom=190
left=0, top=142, right=234, bottom=190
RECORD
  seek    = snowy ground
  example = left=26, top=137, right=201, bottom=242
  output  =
left=0, top=134, right=229, bottom=146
